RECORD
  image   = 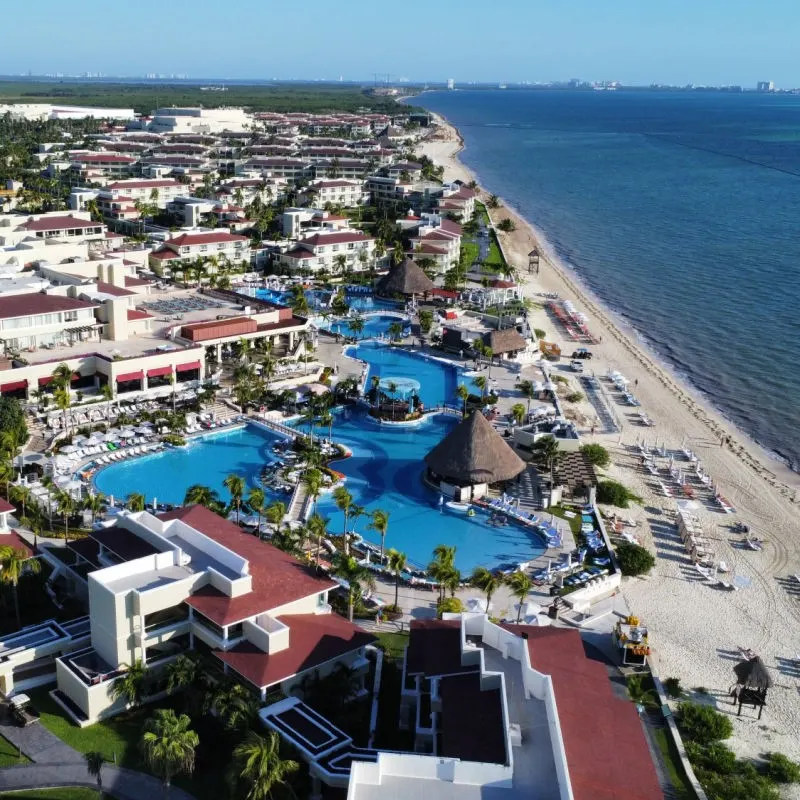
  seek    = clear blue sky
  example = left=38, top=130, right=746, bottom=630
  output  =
left=4, top=0, right=799, bottom=87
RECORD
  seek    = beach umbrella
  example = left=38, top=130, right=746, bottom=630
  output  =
left=73, top=435, right=89, bottom=444
left=134, top=426, right=153, bottom=435
left=86, top=434, right=105, bottom=446
left=60, top=444, right=78, bottom=454
left=733, top=656, right=773, bottom=690
left=103, top=431, right=120, bottom=442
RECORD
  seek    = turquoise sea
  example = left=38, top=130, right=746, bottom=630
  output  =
left=415, top=90, right=800, bottom=471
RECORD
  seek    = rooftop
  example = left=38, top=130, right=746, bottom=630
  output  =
left=0, top=292, right=97, bottom=322
left=160, top=505, right=337, bottom=625
left=216, top=612, right=375, bottom=689
left=17, top=215, right=102, bottom=232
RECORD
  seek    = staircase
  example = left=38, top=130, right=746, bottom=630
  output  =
left=502, top=465, right=541, bottom=513
left=202, top=400, right=240, bottom=421
left=24, top=417, right=51, bottom=454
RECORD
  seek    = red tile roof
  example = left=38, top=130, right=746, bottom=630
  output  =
left=216, top=612, right=375, bottom=689
left=299, top=231, right=372, bottom=247
left=107, top=179, right=180, bottom=190
left=127, top=308, right=152, bottom=321
left=0, top=498, right=14, bottom=514
left=282, top=248, right=317, bottom=260
left=95, top=281, right=136, bottom=297
left=165, top=232, right=248, bottom=247
left=512, top=625, right=662, bottom=800
left=149, top=248, right=180, bottom=260
left=0, top=531, right=32, bottom=557
left=18, top=215, right=102, bottom=232
left=158, top=505, right=336, bottom=625
left=0, top=293, right=96, bottom=322
left=70, top=153, right=136, bottom=164
left=406, top=619, right=476, bottom=677
left=124, top=276, right=153, bottom=288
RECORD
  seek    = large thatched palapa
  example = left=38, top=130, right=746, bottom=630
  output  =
left=425, top=411, right=525, bottom=486
left=376, top=257, right=435, bottom=296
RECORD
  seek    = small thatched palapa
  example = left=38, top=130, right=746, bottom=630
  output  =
left=734, top=656, right=773, bottom=691
left=425, top=411, right=525, bottom=485
left=376, top=257, right=435, bottom=296
left=482, top=328, right=527, bottom=355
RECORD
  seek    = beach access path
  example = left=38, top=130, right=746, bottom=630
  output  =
left=418, top=115, right=800, bottom=778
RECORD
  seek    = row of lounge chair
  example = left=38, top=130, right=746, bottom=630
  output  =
left=483, top=498, right=563, bottom=547
left=93, top=443, right=166, bottom=465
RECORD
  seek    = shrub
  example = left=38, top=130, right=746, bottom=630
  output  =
left=551, top=374, right=569, bottom=384
left=685, top=741, right=738, bottom=774
left=438, top=597, right=464, bottom=616
left=694, top=769, right=780, bottom=800
left=597, top=479, right=642, bottom=508
left=765, top=752, right=800, bottom=783
left=616, top=542, right=656, bottom=576
left=677, top=702, right=734, bottom=745
left=663, top=676, right=683, bottom=698
left=580, top=443, right=610, bottom=468
left=565, top=391, right=584, bottom=403
left=533, top=328, right=546, bottom=340
left=497, top=218, right=516, bottom=233
left=162, top=433, right=187, bottom=446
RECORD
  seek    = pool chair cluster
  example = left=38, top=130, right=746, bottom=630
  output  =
left=481, top=497, right=563, bottom=548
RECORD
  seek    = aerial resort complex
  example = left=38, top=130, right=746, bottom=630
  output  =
left=0, top=88, right=797, bottom=800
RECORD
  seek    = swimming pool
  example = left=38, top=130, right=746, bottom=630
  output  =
left=315, top=409, right=545, bottom=571
left=348, top=341, right=480, bottom=408
left=326, top=314, right=409, bottom=340
left=254, top=288, right=401, bottom=314
left=94, top=425, right=287, bottom=506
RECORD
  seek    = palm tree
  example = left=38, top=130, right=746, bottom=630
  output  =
left=386, top=380, right=399, bottom=420
left=53, top=385, right=72, bottom=437
left=126, top=492, right=146, bottom=512
left=474, top=375, right=488, bottom=401
left=289, top=285, right=309, bottom=316
left=140, top=708, right=199, bottom=799
left=300, top=406, right=316, bottom=444
left=505, top=571, right=533, bottom=623
left=386, top=548, right=407, bottom=611
left=165, top=654, right=198, bottom=696
left=387, top=321, right=403, bottom=342
left=247, top=487, right=266, bottom=532
left=347, top=316, right=365, bottom=339
left=231, top=730, right=299, bottom=800
left=111, top=659, right=147, bottom=708
left=484, top=346, right=494, bottom=378
left=223, top=474, right=246, bottom=524
left=184, top=484, right=220, bottom=510
left=456, top=383, right=470, bottom=417
left=0, top=547, right=41, bottom=629
left=518, top=379, right=536, bottom=413
left=84, top=751, right=105, bottom=798
left=211, top=682, right=258, bottom=731
left=51, top=361, right=73, bottom=388
left=332, top=485, right=353, bottom=552
left=533, top=434, right=560, bottom=482
left=264, top=500, right=286, bottom=538
left=428, top=545, right=457, bottom=603
left=332, top=553, right=376, bottom=622
left=55, top=491, right=76, bottom=543
left=306, top=512, right=328, bottom=570
left=510, top=403, right=526, bottom=426
left=302, top=468, right=323, bottom=514
left=369, top=509, right=390, bottom=563
left=319, top=410, right=333, bottom=442
left=83, top=492, right=105, bottom=523
left=369, top=375, right=380, bottom=407
left=333, top=253, right=347, bottom=275
left=487, top=194, right=500, bottom=209
left=470, top=567, right=501, bottom=611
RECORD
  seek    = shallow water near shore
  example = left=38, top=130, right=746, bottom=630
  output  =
left=416, top=89, right=800, bottom=472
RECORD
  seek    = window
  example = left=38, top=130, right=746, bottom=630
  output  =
left=200, top=245, right=208, bottom=252
left=63, top=311, right=78, bottom=323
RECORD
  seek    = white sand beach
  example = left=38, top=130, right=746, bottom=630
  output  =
left=419, top=112, right=800, bottom=770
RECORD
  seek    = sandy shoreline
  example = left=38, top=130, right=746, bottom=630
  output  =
left=419, top=111, right=800, bottom=772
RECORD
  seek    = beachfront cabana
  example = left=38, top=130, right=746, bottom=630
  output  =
left=481, top=328, right=527, bottom=360
left=376, top=257, right=435, bottom=297
left=424, top=411, right=525, bottom=500
left=732, top=656, right=773, bottom=719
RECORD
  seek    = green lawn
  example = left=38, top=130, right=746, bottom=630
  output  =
left=461, top=241, right=479, bottom=266
left=28, top=689, right=233, bottom=800
left=485, top=233, right=507, bottom=269
left=375, top=631, right=409, bottom=662
left=0, top=735, right=31, bottom=767
left=653, top=727, right=694, bottom=800
left=549, top=506, right=584, bottom=539
left=0, top=791, right=98, bottom=800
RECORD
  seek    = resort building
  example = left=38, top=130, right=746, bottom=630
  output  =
left=0, top=212, right=106, bottom=247
left=145, top=107, right=252, bottom=134
left=149, top=231, right=252, bottom=274
left=262, top=614, right=662, bottom=800
left=302, top=180, right=369, bottom=208
left=281, top=208, right=352, bottom=239
left=278, top=231, right=375, bottom=274
left=48, top=505, right=373, bottom=725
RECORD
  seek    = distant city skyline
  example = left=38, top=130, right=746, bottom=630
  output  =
left=3, top=0, right=800, bottom=87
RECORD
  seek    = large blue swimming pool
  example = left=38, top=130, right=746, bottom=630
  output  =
left=316, top=409, right=544, bottom=571
left=326, top=314, right=409, bottom=341
left=94, top=425, right=287, bottom=507
left=348, top=341, right=480, bottom=408
left=255, top=288, right=401, bottom=314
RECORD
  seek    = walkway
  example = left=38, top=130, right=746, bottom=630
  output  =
left=0, top=714, right=196, bottom=800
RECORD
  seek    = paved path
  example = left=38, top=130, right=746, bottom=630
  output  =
left=0, top=763, right=196, bottom=800
left=0, top=716, right=196, bottom=800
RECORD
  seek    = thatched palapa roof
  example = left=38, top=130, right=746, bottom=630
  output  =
left=425, top=411, right=525, bottom=485
left=734, top=656, right=773, bottom=690
left=377, top=257, right=435, bottom=296
left=482, top=328, right=527, bottom=355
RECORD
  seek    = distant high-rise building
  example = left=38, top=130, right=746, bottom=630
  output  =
left=757, top=80, right=775, bottom=92
left=447, top=78, right=455, bottom=90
